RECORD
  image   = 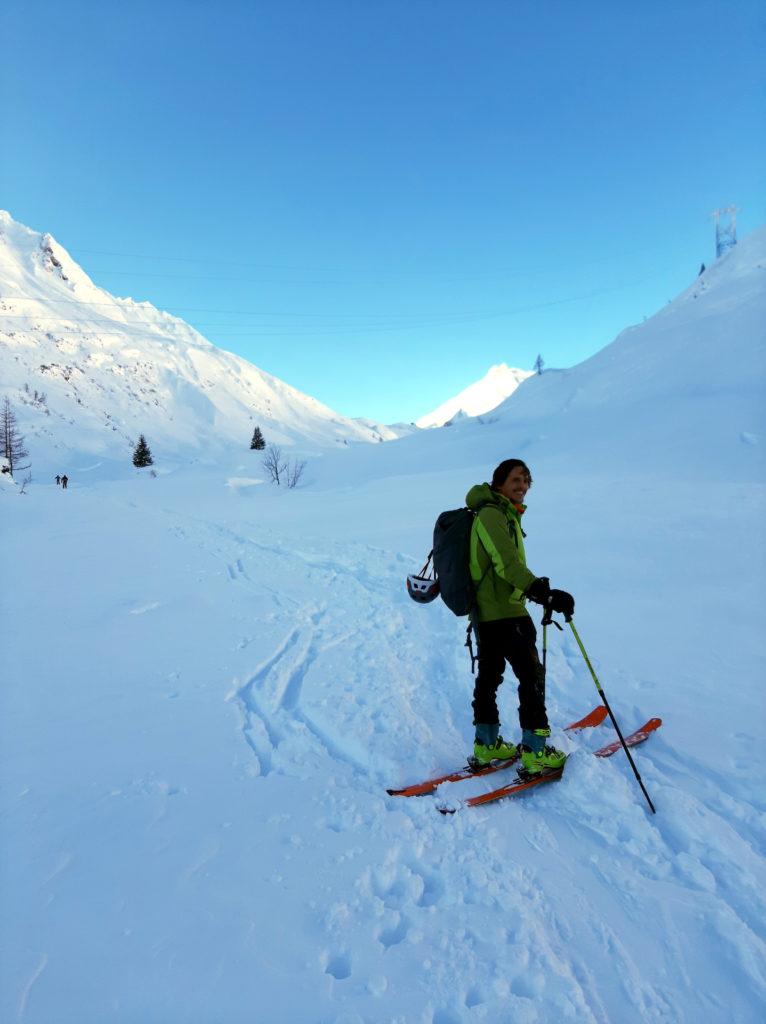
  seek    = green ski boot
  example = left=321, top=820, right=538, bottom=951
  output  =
left=472, top=723, right=518, bottom=766
left=520, top=728, right=566, bottom=774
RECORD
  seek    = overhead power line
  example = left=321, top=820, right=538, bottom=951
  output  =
left=0, top=242, right=658, bottom=288
left=0, top=267, right=670, bottom=331
left=0, top=273, right=669, bottom=340
left=60, top=242, right=657, bottom=280
left=0, top=302, right=484, bottom=322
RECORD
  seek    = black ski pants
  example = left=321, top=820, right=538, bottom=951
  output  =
left=472, top=615, right=549, bottom=732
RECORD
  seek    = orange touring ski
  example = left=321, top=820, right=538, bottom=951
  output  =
left=436, top=719, right=662, bottom=813
left=438, top=762, right=567, bottom=814
left=386, top=754, right=518, bottom=797
left=388, top=708, right=661, bottom=812
left=387, top=706, right=608, bottom=799
left=564, top=705, right=608, bottom=731
left=594, top=717, right=662, bottom=758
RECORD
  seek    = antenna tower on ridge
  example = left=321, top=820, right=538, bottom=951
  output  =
left=711, top=206, right=738, bottom=259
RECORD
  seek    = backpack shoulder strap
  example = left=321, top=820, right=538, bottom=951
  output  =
left=471, top=498, right=506, bottom=534
left=469, top=501, right=498, bottom=588
left=472, top=498, right=499, bottom=518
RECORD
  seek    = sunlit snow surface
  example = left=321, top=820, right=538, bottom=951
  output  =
left=0, top=209, right=403, bottom=463
left=416, top=363, right=534, bottom=428
left=1, top=228, right=765, bottom=1022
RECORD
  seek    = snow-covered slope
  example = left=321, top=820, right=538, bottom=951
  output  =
left=416, top=362, right=534, bottom=428
left=480, top=231, right=766, bottom=482
left=0, top=211, right=399, bottom=471
left=306, top=226, right=765, bottom=493
left=2, top=229, right=765, bottom=1024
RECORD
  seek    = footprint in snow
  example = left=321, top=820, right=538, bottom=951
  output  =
left=324, top=952, right=352, bottom=980
left=377, top=912, right=410, bottom=949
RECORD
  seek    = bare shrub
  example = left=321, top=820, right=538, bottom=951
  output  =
left=263, top=444, right=286, bottom=485
left=263, top=445, right=307, bottom=488
left=286, top=459, right=306, bottom=489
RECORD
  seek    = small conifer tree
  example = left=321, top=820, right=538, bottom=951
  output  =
left=250, top=426, right=266, bottom=450
left=132, top=434, right=154, bottom=467
left=534, top=354, right=545, bottom=376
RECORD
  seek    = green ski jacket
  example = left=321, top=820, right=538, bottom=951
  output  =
left=466, top=482, right=538, bottom=622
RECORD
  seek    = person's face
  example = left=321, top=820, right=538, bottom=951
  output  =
left=498, top=466, right=530, bottom=504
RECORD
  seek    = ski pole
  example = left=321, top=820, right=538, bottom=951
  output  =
left=541, top=603, right=552, bottom=675
left=567, top=618, right=657, bottom=815
left=542, top=618, right=547, bottom=676
left=540, top=604, right=561, bottom=679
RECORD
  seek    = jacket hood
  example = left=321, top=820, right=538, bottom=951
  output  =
left=466, top=482, right=526, bottom=516
left=465, top=482, right=500, bottom=509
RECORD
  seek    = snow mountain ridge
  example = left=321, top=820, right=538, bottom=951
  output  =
left=0, top=210, right=405, bottom=474
left=416, top=362, right=534, bottom=428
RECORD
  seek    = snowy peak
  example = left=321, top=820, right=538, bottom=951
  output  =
left=1, top=212, right=91, bottom=294
left=416, top=362, right=534, bottom=428
left=0, top=210, right=213, bottom=345
left=38, top=232, right=88, bottom=291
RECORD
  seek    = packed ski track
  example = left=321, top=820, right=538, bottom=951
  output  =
left=2, top=467, right=764, bottom=1024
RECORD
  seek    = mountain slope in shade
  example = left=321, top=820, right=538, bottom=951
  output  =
left=0, top=211, right=401, bottom=471
left=416, top=362, right=534, bottom=427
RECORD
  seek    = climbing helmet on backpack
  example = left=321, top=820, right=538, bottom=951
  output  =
left=406, top=553, right=440, bottom=604
left=406, top=574, right=441, bottom=604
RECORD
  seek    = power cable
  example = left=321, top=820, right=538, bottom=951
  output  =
left=0, top=270, right=670, bottom=335
left=0, top=275, right=667, bottom=341
left=64, top=242, right=658, bottom=276
left=0, top=241, right=659, bottom=283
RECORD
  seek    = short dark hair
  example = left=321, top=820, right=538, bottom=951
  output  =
left=491, top=459, right=532, bottom=489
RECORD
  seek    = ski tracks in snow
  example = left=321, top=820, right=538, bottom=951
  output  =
left=231, top=607, right=372, bottom=778
left=162, top=509, right=766, bottom=1022
left=177, top=516, right=404, bottom=781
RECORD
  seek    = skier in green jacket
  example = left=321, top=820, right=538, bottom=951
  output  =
left=467, top=459, right=574, bottom=773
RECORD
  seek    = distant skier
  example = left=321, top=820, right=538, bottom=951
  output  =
left=466, top=459, right=574, bottom=773
left=61, top=474, right=69, bottom=489
left=55, top=475, right=61, bottom=485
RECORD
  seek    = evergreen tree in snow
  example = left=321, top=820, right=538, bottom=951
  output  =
left=534, top=354, right=545, bottom=375
left=2, top=397, right=30, bottom=477
left=250, top=426, right=266, bottom=450
left=132, top=434, right=154, bottom=467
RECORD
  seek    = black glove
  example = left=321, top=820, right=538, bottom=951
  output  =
left=549, top=588, right=575, bottom=619
left=525, top=577, right=550, bottom=605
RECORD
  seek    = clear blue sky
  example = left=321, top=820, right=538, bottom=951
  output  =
left=2, top=0, right=764, bottom=423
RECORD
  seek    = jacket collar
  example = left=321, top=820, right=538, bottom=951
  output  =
left=493, top=489, right=526, bottom=519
